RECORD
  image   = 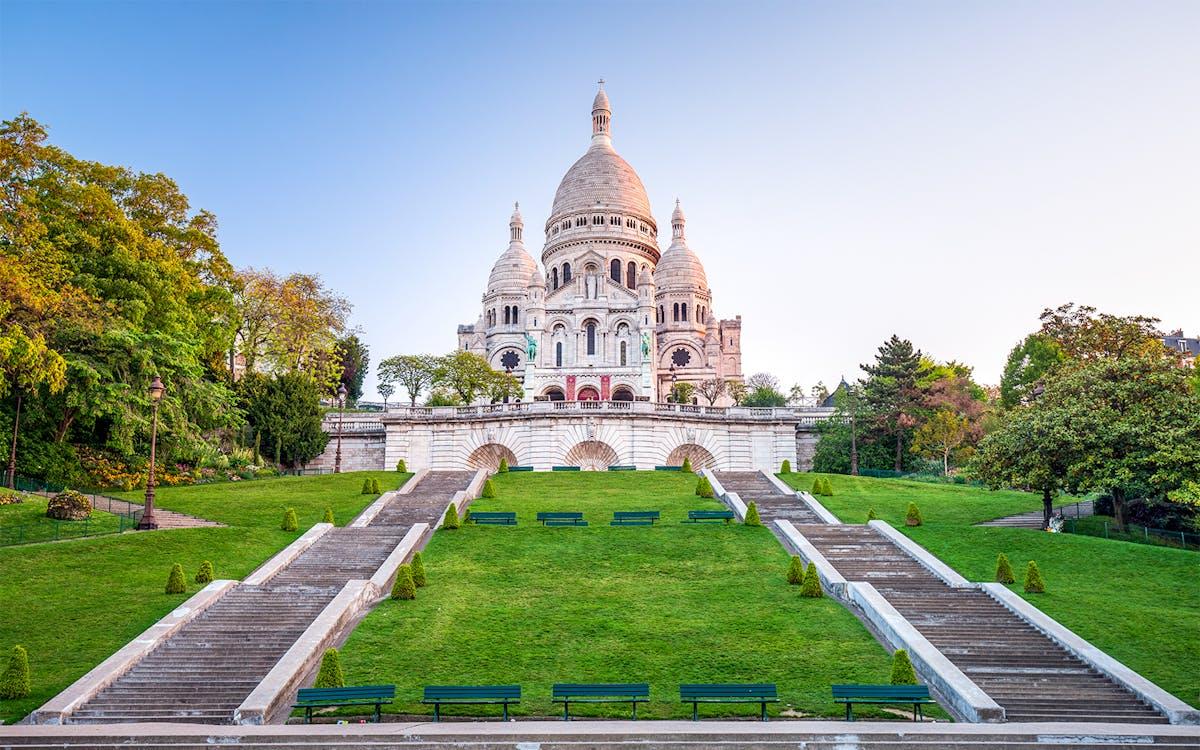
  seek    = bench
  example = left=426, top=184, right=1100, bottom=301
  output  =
left=422, top=684, right=521, bottom=721
left=552, top=683, right=649, bottom=720
left=552, top=466, right=581, bottom=471
left=607, top=465, right=636, bottom=471
left=293, top=684, right=395, bottom=724
left=537, top=512, right=587, bottom=526
left=611, top=510, right=660, bottom=526
left=469, top=511, right=516, bottom=526
left=654, top=465, right=682, bottom=471
left=683, top=510, right=736, bottom=524
left=832, top=684, right=934, bottom=721
left=680, top=683, right=778, bottom=721
left=508, top=465, right=534, bottom=472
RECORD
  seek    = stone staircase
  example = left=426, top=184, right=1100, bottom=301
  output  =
left=977, top=499, right=1095, bottom=529
left=793, top=523, right=1169, bottom=724
left=714, top=471, right=820, bottom=526
left=64, top=471, right=473, bottom=724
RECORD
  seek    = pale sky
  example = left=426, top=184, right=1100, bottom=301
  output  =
left=3, top=0, right=1197, bottom=397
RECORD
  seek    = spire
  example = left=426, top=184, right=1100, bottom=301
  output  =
left=671, top=198, right=686, bottom=240
left=509, top=201, right=523, bottom=242
left=591, top=79, right=611, bottom=143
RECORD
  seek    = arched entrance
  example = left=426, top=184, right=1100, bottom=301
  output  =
left=611, top=386, right=634, bottom=401
left=666, top=444, right=716, bottom=470
left=577, top=386, right=600, bottom=401
left=467, top=443, right=518, bottom=471
left=563, top=440, right=618, bottom=470
left=543, top=387, right=565, bottom=401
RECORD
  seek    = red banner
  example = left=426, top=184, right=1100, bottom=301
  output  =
left=600, top=375, right=611, bottom=400
left=566, top=375, right=576, bottom=401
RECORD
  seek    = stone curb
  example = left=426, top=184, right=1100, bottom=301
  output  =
left=980, top=583, right=1200, bottom=725
left=797, top=490, right=842, bottom=524
left=233, top=580, right=375, bottom=725
left=397, top=468, right=429, bottom=494
left=773, top=520, right=848, bottom=597
left=848, top=582, right=1005, bottom=723
left=29, top=579, right=238, bottom=724
left=868, top=520, right=971, bottom=587
left=244, top=523, right=334, bottom=586
left=702, top=469, right=727, bottom=499
left=348, top=491, right=400, bottom=528
left=762, top=471, right=796, bottom=496
left=368, top=523, right=431, bottom=597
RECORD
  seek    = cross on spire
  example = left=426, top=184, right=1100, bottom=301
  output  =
left=598, top=78, right=605, bottom=89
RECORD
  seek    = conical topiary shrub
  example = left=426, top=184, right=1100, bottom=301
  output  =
left=195, top=560, right=214, bottom=584
left=313, top=648, right=345, bottom=688
left=460, top=506, right=470, bottom=523
left=396, top=458, right=407, bottom=473
left=681, top=457, right=693, bottom=473
left=0, top=645, right=31, bottom=699
left=995, top=553, right=1015, bottom=584
left=905, top=502, right=923, bottom=527
left=787, top=555, right=804, bottom=585
left=481, top=479, right=496, bottom=498
left=411, top=551, right=427, bottom=587
left=744, top=501, right=762, bottom=526
left=821, top=477, right=834, bottom=496
left=361, top=478, right=373, bottom=494
left=890, top=649, right=918, bottom=685
left=811, top=477, right=823, bottom=495
left=369, top=477, right=382, bottom=494
left=165, top=563, right=186, bottom=594
left=497, top=457, right=509, bottom=473
left=866, top=507, right=878, bottom=521
left=282, top=507, right=298, bottom=531
left=695, top=475, right=714, bottom=498
left=800, top=562, right=823, bottom=597
left=780, top=459, right=791, bottom=474
left=391, top=564, right=416, bottom=600
left=441, top=504, right=460, bottom=530
left=1024, top=560, right=1046, bottom=593
left=322, top=506, right=335, bottom=524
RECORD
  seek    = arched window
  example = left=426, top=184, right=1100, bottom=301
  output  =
left=610, top=259, right=621, bottom=282
left=551, top=268, right=559, bottom=289
left=626, top=261, right=636, bottom=288
left=682, top=303, right=688, bottom=321
left=620, top=340, right=627, bottom=366
left=658, top=305, right=664, bottom=324
left=511, top=306, right=518, bottom=325
left=503, top=307, right=510, bottom=325
left=555, top=341, right=563, bottom=367
left=673, top=303, right=680, bottom=322
left=563, top=263, right=572, bottom=283
left=586, top=322, right=596, bottom=355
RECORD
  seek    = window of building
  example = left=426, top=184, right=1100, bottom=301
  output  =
left=593, top=215, right=602, bottom=225
left=551, top=268, right=559, bottom=289
left=500, top=350, right=520, bottom=370
left=673, top=303, right=679, bottom=322
left=681, top=302, right=688, bottom=321
left=620, top=340, right=627, bottom=366
left=586, top=322, right=596, bottom=355
left=563, top=263, right=572, bottom=283
left=610, top=259, right=622, bottom=282
left=626, top=261, right=636, bottom=288
left=555, top=341, right=563, bottom=367
left=503, top=307, right=509, bottom=325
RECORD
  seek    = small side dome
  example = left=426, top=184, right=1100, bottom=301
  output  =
left=654, top=199, right=708, bottom=291
left=487, top=204, right=537, bottom=293
left=527, top=265, right=546, bottom=289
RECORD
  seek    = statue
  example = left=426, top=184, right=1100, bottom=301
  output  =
left=640, top=331, right=651, bottom=357
left=524, top=332, right=538, bottom=360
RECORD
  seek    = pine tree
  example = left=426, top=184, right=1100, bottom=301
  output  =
left=497, top=457, right=509, bottom=473
left=821, top=477, right=834, bottom=496
left=0, top=645, right=31, bottom=699
left=905, top=502, right=923, bottom=527
left=995, top=553, right=1015, bottom=584
left=165, top=563, right=186, bottom=594
left=481, top=479, right=496, bottom=498
left=441, top=504, right=460, bottom=530
left=396, top=458, right=407, bottom=473
left=313, top=648, right=345, bottom=688
left=411, top=552, right=427, bottom=587
left=812, top=477, right=823, bottom=495
left=744, top=501, right=762, bottom=526
left=695, top=475, right=714, bottom=498
left=322, top=506, right=335, bottom=524
left=391, top=564, right=416, bottom=600
left=780, top=459, right=791, bottom=474
left=194, top=560, right=214, bottom=584
left=890, top=649, right=918, bottom=685
left=1024, top=560, right=1046, bottom=593
left=866, top=507, right=878, bottom=521
left=369, top=477, right=382, bottom=494
left=787, top=555, right=804, bottom=585
left=361, top=478, right=373, bottom=494
left=681, top=456, right=693, bottom=473
left=861, top=335, right=927, bottom=472
left=282, top=507, right=298, bottom=531
left=800, top=562, right=823, bottom=597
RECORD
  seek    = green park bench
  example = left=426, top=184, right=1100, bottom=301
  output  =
left=611, top=510, right=660, bottom=526
left=537, top=511, right=587, bottom=526
left=683, top=509, right=736, bottom=524
left=508, top=465, right=534, bottom=472
left=654, top=465, right=682, bottom=471
left=469, top=511, right=517, bottom=526
left=552, top=466, right=581, bottom=471
left=832, top=684, right=934, bottom=721
left=422, top=684, right=521, bottom=721
left=607, top=465, right=636, bottom=471
left=552, top=682, right=649, bottom=720
left=680, top=683, right=778, bottom=721
left=293, top=684, right=395, bottom=724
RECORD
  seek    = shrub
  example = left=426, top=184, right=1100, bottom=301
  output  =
left=995, top=553, right=1015, bottom=584
left=396, top=458, right=407, bottom=473
left=1024, top=560, right=1046, bottom=593
left=165, top=563, right=186, bottom=594
left=460, top=506, right=470, bottom=523
left=890, top=649, right=918, bottom=685
left=441, top=504, right=460, bottom=530
left=322, top=506, right=335, bottom=524
left=361, top=478, right=373, bottom=494
left=195, top=560, right=214, bottom=584
left=46, top=489, right=91, bottom=520
left=391, top=564, right=416, bottom=600
left=282, top=507, right=298, bottom=531
left=905, top=502, right=923, bottom=527
left=811, top=477, right=823, bottom=495
left=787, top=555, right=804, bottom=585
left=681, top=457, right=693, bottom=473
left=866, top=507, right=878, bottom=521
left=780, top=459, right=791, bottom=474
left=821, top=477, right=834, bottom=496
left=370, top=477, right=382, bottom=494
left=744, top=501, right=762, bottom=526
left=497, top=457, right=509, bottom=473
left=0, top=645, right=31, bottom=699
left=0, top=488, right=25, bottom=506
left=695, top=475, right=714, bottom=498
left=481, top=479, right=496, bottom=499
left=411, top=551, right=427, bottom=587
left=800, top=562, right=823, bottom=597
left=313, top=648, right=345, bottom=688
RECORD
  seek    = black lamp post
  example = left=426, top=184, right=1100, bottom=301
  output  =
left=138, top=375, right=166, bottom=530
left=5, top=392, right=21, bottom=490
left=334, top=383, right=348, bottom=474
left=668, top=364, right=677, bottom=403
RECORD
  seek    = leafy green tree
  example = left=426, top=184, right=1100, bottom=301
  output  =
left=861, top=336, right=928, bottom=471
left=741, top=373, right=787, bottom=407
left=1038, top=303, right=1169, bottom=361
left=238, top=373, right=328, bottom=468
left=911, top=409, right=970, bottom=475
left=975, top=400, right=1074, bottom=530
left=432, top=350, right=516, bottom=405
left=377, top=382, right=395, bottom=408
left=670, top=380, right=696, bottom=404
left=334, top=334, right=369, bottom=403
left=377, top=354, right=437, bottom=406
left=696, top=377, right=726, bottom=405
left=999, top=334, right=1065, bottom=409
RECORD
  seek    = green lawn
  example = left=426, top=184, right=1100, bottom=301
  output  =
left=0, top=497, right=127, bottom=545
left=336, top=471, right=898, bottom=720
left=779, top=471, right=1200, bottom=708
left=0, top=471, right=407, bottom=724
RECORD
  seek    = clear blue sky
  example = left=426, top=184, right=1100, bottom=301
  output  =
left=3, top=0, right=1198, bottom=396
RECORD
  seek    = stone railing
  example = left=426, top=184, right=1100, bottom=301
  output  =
left=363, top=401, right=835, bottom=423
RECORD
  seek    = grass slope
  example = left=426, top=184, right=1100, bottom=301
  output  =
left=338, top=472, right=896, bottom=720
left=0, top=471, right=406, bottom=723
left=0, top=498, right=125, bottom=544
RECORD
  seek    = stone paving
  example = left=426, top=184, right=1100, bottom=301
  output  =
left=976, top=499, right=1095, bottom=529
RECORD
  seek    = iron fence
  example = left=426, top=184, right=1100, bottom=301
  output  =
left=1063, top=517, right=1198, bottom=551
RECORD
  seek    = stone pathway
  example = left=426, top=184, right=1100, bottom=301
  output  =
left=716, top=471, right=820, bottom=526
left=88, top=494, right=225, bottom=530
left=63, top=471, right=473, bottom=724
left=977, top=499, right=1095, bottom=529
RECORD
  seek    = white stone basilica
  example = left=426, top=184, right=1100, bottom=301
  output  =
left=457, top=85, right=743, bottom=404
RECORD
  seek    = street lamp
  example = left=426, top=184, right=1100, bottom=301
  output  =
left=333, top=383, right=348, bottom=474
left=5, top=391, right=22, bottom=490
left=668, top=364, right=677, bottom=403
left=138, top=375, right=166, bottom=530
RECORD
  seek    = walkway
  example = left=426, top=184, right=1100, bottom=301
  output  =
left=87, top=494, right=225, bottom=530
left=977, top=499, right=1095, bottom=529
left=63, top=471, right=473, bottom=724
left=715, top=471, right=1169, bottom=724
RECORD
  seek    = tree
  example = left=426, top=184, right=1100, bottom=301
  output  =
left=431, top=351, right=505, bottom=405
left=696, top=377, right=726, bottom=405
left=861, top=336, right=927, bottom=471
left=378, top=354, right=437, bottom=407
left=1038, top=303, right=1169, bottom=361
left=669, top=381, right=696, bottom=404
left=834, top=382, right=866, bottom=475
left=975, top=399, right=1075, bottom=530
left=377, top=382, right=395, bottom=409
left=726, top=380, right=748, bottom=405
left=334, top=334, right=369, bottom=403
left=999, top=334, right=1065, bottom=409
left=238, top=373, right=329, bottom=468
left=911, top=409, right=969, bottom=475
left=741, top=372, right=787, bottom=407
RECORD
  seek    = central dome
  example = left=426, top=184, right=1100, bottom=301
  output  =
left=550, top=142, right=653, bottom=220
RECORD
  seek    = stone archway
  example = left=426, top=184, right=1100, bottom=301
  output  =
left=563, top=440, right=618, bottom=471
left=666, top=443, right=716, bottom=470
left=467, top=443, right=518, bottom=471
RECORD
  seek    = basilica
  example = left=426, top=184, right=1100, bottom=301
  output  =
left=457, top=85, right=744, bottom=404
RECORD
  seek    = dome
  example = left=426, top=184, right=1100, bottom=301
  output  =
left=487, top=203, right=538, bottom=293
left=654, top=199, right=708, bottom=290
